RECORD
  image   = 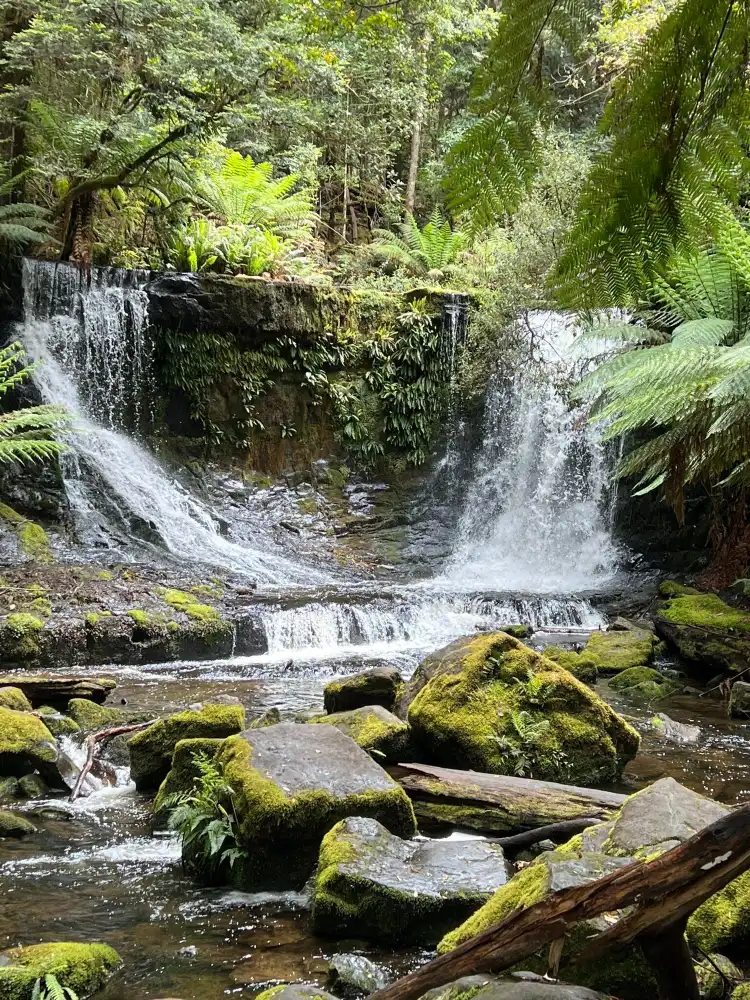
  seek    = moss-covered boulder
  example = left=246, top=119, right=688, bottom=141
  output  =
left=0, top=776, right=19, bottom=802
left=255, top=985, right=338, bottom=1000
left=0, top=613, right=46, bottom=664
left=0, top=675, right=116, bottom=708
left=695, top=954, right=742, bottom=999
left=312, top=815, right=509, bottom=943
left=324, top=667, right=403, bottom=714
left=309, top=705, right=410, bottom=764
left=732, top=986, right=750, bottom=1000
left=437, top=851, right=654, bottom=999
left=18, top=772, right=49, bottom=798
left=542, top=647, right=599, bottom=683
left=0, top=809, right=36, bottom=837
left=38, top=706, right=80, bottom=737
left=214, top=722, right=416, bottom=890
left=0, top=686, right=32, bottom=712
left=608, top=666, right=681, bottom=703
left=67, top=697, right=151, bottom=734
left=128, top=704, right=245, bottom=790
left=0, top=942, right=121, bottom=999
left=399, top=633, right=639, bottom=785
left=153, top=737, right=225, bottom=812
left=582, top=628, right=656, bottom=673
left=419, top=975, right=613, bottom=1000
left=655, top=592, right=750, bottom=675
left=0, top=706, right=61, bottom=785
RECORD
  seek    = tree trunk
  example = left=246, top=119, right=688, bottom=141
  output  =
left=405, top=34, right=431, bottom=215
left=640, top=920, right=700, bottom=1000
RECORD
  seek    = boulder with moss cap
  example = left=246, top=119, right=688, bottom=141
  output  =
left=0, top=686, right=32, bottom=712
left=312, top=815, right=509, bottom=942
left=397, top=632, right=639, bottom=785
left=212, top=722, right=416, bottom=890
left=309, top=705, right=410, bottom=763
left=0, top=706, right=64, bottom=787
left=0, top=809, right=36, bottom=837
left=128, top=703, right=245, bottom=790
left=654, top=589, right=750, bottom=675
left=608, top=666, right=681, bottom=702
left=153, top=737, right=225, bottom=812
left=0, top=942, right=121, bottom=1000
left=324, top=667, right=403, bottom=714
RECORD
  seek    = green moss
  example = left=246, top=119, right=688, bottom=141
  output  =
left=609, top=667, right=680, bottom=702
left=660, top=593, right=750, bottom=632
left=688, top=869, right=750, bottom=953
left=0, top=687, right=32, bottom=712
left=658, top=579, right=700, bottom=598
left=97, top=570, right=114, bottom=580
left=0, top=809, right=36, bottom=837
left=309, top=707, right=409, bottom=763
left=543, top=646, right=598, bottom=682
left=40, top=710, right=80, bottom=737
left=67, top=698, right=129, bottom=733
left=0, top=942, right=121, bottom=1000
left=159, top=588, right=221, bottom=623
left=215, top=734, right=416, bottom=889
left=129, top=704, right=245, bottom=790
left=0, top=503, right=53, bottom=563
left=732, top=986, right=750, bottom=999
left=256, top=986, right=288, bottom=1000
left=127, top=609, right=163, bottom=627
left=407, top=632, right=639, bottom=785
left=583, top=630, right=655, bottom=673
left=0, top=705, right=56, bottom=766
left=153, top=737, right=225, bottom=812
left=1, top=613, right=45, bottom=661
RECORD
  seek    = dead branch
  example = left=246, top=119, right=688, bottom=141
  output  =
left=69, top=720, right=156, bottom=802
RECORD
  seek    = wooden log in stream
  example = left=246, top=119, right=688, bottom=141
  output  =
left=394, top=762, right=626, bottom=834
left=367, top=801, right=750, bottom=1000
left=0, top=674, right=117, bottom=707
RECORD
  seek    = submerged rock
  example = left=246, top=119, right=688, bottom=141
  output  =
left=420, top=975, right=613, bottom=1000
left=128, top=704, right=245, bottom=790
left=328, top=953, right=390, bottom=994
left=654, top=592, right=750, bottom=675
left=214, top=723, right=416, bottom=890
left=312, top=816, right=509, bottom=943
left=324, top=667, right=403, bottom=714
left=648, top=712, right=701, bottom=744
left=309, top=705, right=410, bottom=763
left=398, top=633, right=639, bottom=785
left=0, top=809, right=36, bottom=837
left=608, top=666, right=681, bottom=702
left=0, top=942, right=121, bottom=1000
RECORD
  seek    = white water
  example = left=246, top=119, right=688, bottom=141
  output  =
left=21, top=259, right=328, bottom=586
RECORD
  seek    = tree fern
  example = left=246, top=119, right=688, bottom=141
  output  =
left=0, top=343, right=68, bottom=465
left=368, top=209, right=466, bottom=279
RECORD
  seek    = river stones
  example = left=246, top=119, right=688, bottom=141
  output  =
left=648, top=712, right=700, bottom=744
left=328, top=953, right=390, bottom=994
left=215, top=722, right=416, bottom=890
left=0, top=942, right=121, bottom=999
left=0, top=809, right=36, bottom=837
left=0, top=706, right=63, bottom=787
left=397, top=632, right=639, bottom=785
left=128, top=704, right=245, bottom=790
left=608, top=666, right=681, bottom=702
left=654, top=590, right=750, bottom=675
left=420, top=975, right=614, bottom=1000
left=312, top=816, right=509, bottom=943
left=324, top=667, right=403, bottom=714
left=308, top=705, right=410, bottom=763
left=729, top=680, right=750, bottom=717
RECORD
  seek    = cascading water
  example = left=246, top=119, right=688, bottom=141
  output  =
left=439, top=310, right=620, bottom=593
left=21, top=259, right=328, bottom=586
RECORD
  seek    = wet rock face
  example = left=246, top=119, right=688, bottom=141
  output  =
left=397, top=632, right=639, bottom=786
left=323, top=667, right=403, bottom=714
left=215, top=722, right=416, bottom=891
left=420, top=975, right=613, bottom=1000
left=654, top=591, right=750, bottom=676
left=312, top=816, right=509, bottom=943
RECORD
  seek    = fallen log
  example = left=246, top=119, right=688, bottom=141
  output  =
left=69, top=720, right=156, bottom=802
left=395, top=763, right=626, bottom=834
left=486, top=817, right=601, bottom=852
left=0, top=674, right=117, bottom=707
left=366, top=801, right=750, bottom=1000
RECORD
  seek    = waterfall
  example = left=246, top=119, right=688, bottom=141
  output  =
left=20, top=259, right=328, bottom=586
left=439, top=311, right=619, bottom=593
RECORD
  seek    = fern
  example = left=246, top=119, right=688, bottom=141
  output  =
left=0, top=343, right=68, bottom=465
left=32, top=973, right=79, bottom=1000
left=368, top=209, right=466, bottom=280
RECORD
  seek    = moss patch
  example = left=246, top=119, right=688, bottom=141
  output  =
left=689, top=869, right=750, bottom=955
left=609, top=667, right=681, bottom=703
left=0, top=942, right=121, bottom=1000
left=309, top=705, right=410, bottom=763
left=154, top=737, right=225, bottom=812
left=660, top=594, right=750, bottom=632
left=158, top=588, right=221, bottom=623
left=0, top=686, right=32, bottom=712
left=583, top=630, right=655, bottom=673
left=0, top=706, right=56, bottom=777
left=0, top=613, right=45, bottom=662
left=0, top=502, right=53, bottom=563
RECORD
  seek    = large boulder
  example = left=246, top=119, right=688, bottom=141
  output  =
left=654, top=591, right=750, bottom=675
left=0, top=706, right=62, bottom=786
left=420, top=975, right=615, bottom=1000
left=312, top=816, right=509, bottom=942
left=0, top=687, right=31, bottom=712
left=128, top=704, right=245, bottom=790
left=0, top=942, right=121, bottom=1000
left=308, top=705, right=410, bottom=764
left=398, top=633, right=639, bottom=785
left=324, top=667, right=403, bottom=714
left=214, top=722, right=416, bottom=889
left=437, top=851, right=655, bottom=1000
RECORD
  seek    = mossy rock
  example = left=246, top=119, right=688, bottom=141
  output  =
left=608, top=666, right=681, bottom=703
left=732, top=986, right=750, bottom=999
left=19, top=772, right=49, bottom=798
left=0, top=613, right=45, bottom=664
left=0, top=942, right=121, bottom=1000
left=0, top=706, right=59, bottom=783
left=153, top=737, right=225, bottom=812
left=255, top=986, right=338, bottom=1000
left=37, top=707, right=81, bottom=737
left=0, top=686, right=32, bottom=712
left=695, top=953, right=742, bottom=999
left=543, top=647, right=598, bottom=683
left=658, top=579, right=700, bottom=598
left=309, top=705, right=410, bottom=764
left=66, top=698, right=150, bottom=734
left=214, top=722, right=416, bottom=890
left=400, top=633, right=639, bottom=786
left=582, top=629, right=656, bottom=674
left=437, top=852, right=655, bottom=1000
left=128, top=704, right=245, bottom=790
left=420, top=975, right=614, bottom=1000
left=324, top=667, right=403, bottom=714
left=312, top=815, right=509, bottom=943
left=0, top=809, right=36, bottom=837
left=0, top=776, right=19, bottom=803
left=655, top=592, right=750, bottom=676
left=0, top=502, right=53, bottom=563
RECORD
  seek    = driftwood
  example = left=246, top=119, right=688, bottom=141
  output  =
left=486, top=817, right=601, bottom=852
left=0, top=674, right=117, bottom=707
left=367, top=801, right=750, bottom=1000
left=69, top=720, right=155, bottom=802
left=395, top=763, right=626, bottom=834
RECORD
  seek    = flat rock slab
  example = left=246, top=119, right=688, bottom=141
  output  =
left=324, top=667, right=403, bottom=714
left=0, top=675, right=116, bottom=707
left=309, top=705, right=410, bottom=763
left=312, top=816, right=508, bottom=943
left=422, top=975, right=611, bottom=1000
left=215, top=723, right=416, bottom=890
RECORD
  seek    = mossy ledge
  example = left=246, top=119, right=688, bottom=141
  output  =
left=0, top=942, right=121, bottom=1000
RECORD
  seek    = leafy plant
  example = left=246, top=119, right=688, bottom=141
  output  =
left=31, top=974, right=78, bottom=1000
left=0, top=171, right=53, bottom=249
left=165, top=219, right=219, bottom=273
left=492, top=710, right=560, bottom=778
left=368, top=209, right=467, bottom=281
left=0, top=343, right=68, bottom=465
left=161, top=752, right=245, bottom=875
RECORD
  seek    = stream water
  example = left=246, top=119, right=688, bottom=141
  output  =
left=4, top=262, right=748, bottom=999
